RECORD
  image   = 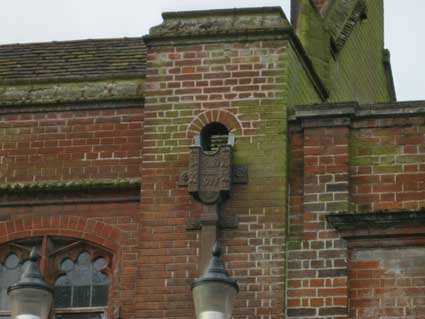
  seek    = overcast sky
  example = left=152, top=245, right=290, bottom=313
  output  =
left=0, top=1, right=422, bottom=101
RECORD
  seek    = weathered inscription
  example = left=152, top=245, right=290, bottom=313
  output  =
left=188, top=145, right=232, bottom=204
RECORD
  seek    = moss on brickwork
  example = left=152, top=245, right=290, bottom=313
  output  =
left=143, top=33, right=291, bottom=317
left=295, top=0, right=392, bottom=104
left=328, top=0, right=390, bottom=103
left=0, top=79, right=144, bottom=105
left=149, top=7, right=290, bottom=38
left=295, top=0, right=329, bottom=84
left=286, top=45, right=322, bottom=107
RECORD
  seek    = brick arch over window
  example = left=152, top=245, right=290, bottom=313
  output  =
left=0, top=216, right=121, bottom=251
left=186, top=110, right=243, bottom=139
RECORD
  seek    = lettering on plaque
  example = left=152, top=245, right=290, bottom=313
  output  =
left=188, top=144, right=232, bottom=204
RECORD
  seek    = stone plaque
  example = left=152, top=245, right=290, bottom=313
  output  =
left=188, top=144, right=232, bottom=205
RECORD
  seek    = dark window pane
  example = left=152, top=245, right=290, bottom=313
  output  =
left=92, top=285, right=108, bottom=307
left=73, top=286, right=90, bottom=307
left=55, top=286, right=72, bottom=308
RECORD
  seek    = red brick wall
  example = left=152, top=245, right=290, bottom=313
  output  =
left=287, top=123, right=349, bottom=318
left=289, top=109, right=425, bottom=318
left=0, top=106, right=143, bottom=183
left=350, top=246, right=425, bottom=319
left=142, top=39, right=289, bottom=319
left=351, top=116, right=425, bottom=212
left=348, top=114, right=425, bottom=318
left=0, top=103, right=143, bottom=318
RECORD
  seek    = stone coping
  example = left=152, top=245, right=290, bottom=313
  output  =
left=147, top=7, right=290, bottom=39
left=161, top=7, right=287, bottom=19
left=290, top=100, right=425, bottom=121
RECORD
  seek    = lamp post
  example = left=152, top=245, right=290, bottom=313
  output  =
left=7, top=248, right=53, bottom=319
left=192, top=242, right=239, bottom=319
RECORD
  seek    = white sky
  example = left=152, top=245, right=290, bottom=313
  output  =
left=0, top=0, right=422, bottom=101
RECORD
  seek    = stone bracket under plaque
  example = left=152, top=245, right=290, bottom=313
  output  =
left=186, top=216, right=239, bottom=231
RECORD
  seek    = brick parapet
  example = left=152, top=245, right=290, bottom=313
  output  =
left=146, top=7, right=290, bottom=39
left=144, top=7, right=328, bottom=102
left=293, top=100, right=425, bottom=213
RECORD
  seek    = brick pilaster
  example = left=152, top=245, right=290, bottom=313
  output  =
left=140, top=8, right=292, bottom=319
left=287, top=109, right=353, bottom=318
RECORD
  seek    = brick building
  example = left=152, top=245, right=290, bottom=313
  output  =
left=0, top=0, right=423, bottom=319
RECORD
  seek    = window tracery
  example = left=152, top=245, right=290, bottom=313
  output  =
left=55, top=252, right=109, bottom=308
left=0, top=236, right=112, bottom=319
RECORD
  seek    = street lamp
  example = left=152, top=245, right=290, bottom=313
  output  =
left=7, top=248, right=53, bottom=319
left=192, top=242, right=239, bottom=319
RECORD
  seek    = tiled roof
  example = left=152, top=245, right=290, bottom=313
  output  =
left=0, top=37, right=146, bottom=83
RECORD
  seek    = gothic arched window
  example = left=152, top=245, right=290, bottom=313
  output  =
left=0, top=237, right=112, bottom=319
left=55, top=252, right=109, bottom=308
